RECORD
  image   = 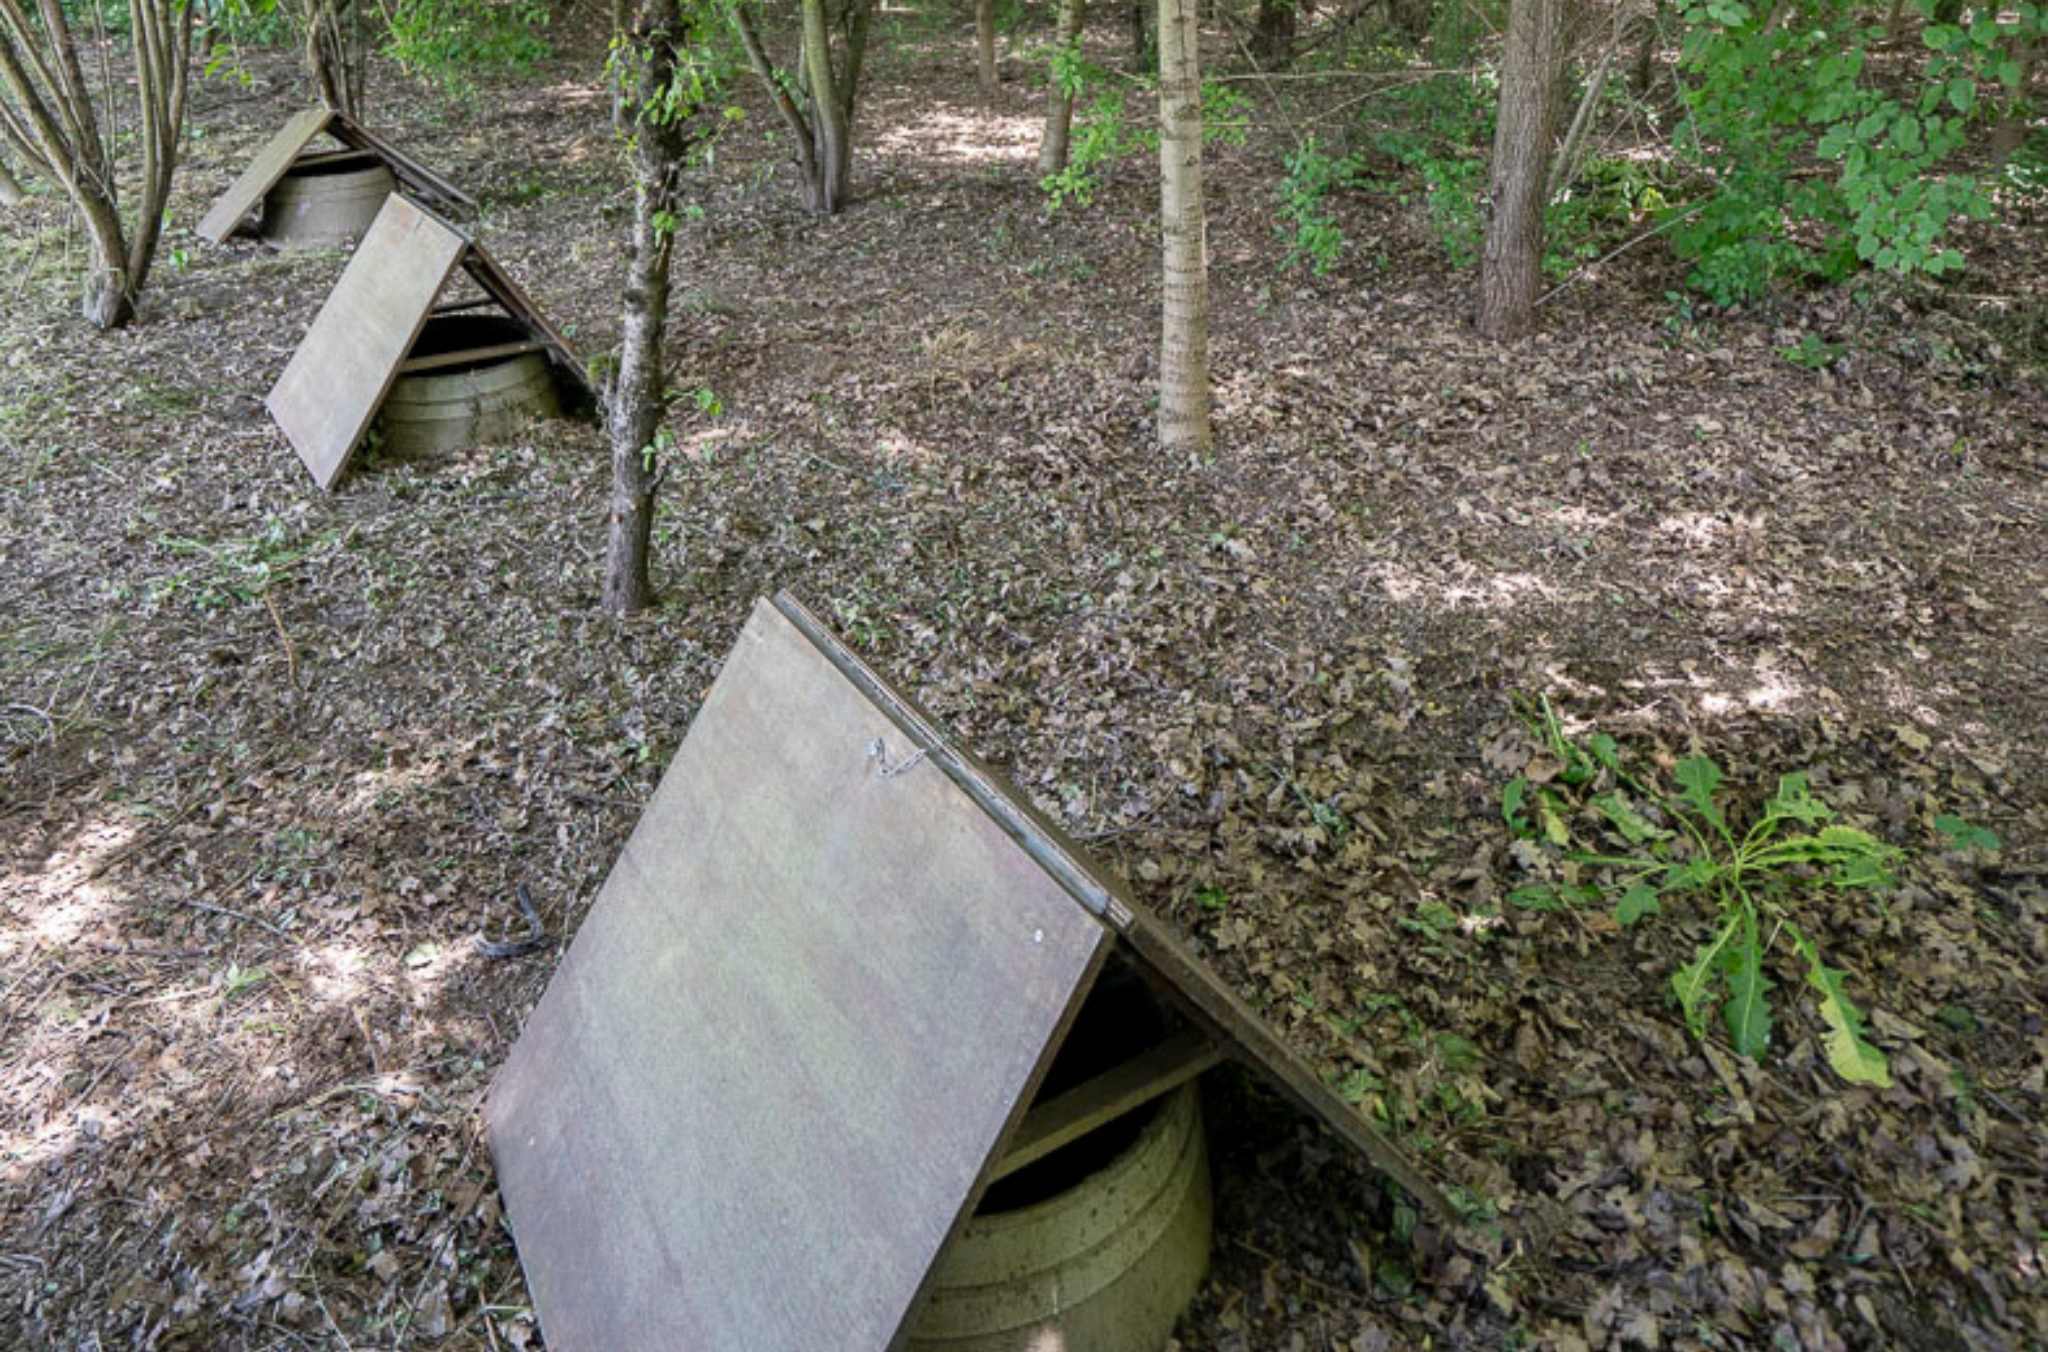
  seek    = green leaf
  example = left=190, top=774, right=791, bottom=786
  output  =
left=1767, top=773, right=1830, bottom=824
left=1946, top=78, right=1975, bottom=115
left=1790, top=929, right=1891, bottom=1087
left=1593, top=792, right=1665, bottom=844
left=1934, top=814, right=2000, bottom=851
left=1720, top=913, right=1774, bottom=1057
left=1672, top=913, right=1740, bottom=1040
left=1539, top=794, right=1571, bottom=847
left=1615, top=884, right=1662, bottom=927
left=1674, top=756, right=1726, bottom=832
left=1588, top=733, right=1621, bottom=772
left=1502, top=777, right=1531, bottom=834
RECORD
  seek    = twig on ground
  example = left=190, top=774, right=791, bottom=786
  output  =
left=264, top=590, right=300, bottom=688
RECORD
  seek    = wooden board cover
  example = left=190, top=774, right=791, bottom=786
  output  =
left=195, top=106, right=330, bottom=244
left=767, top=595, right=1454, bottom=1218
left=265, top=195, right=465, bottom=491
left=487, top=599, right=1111, bottom=1352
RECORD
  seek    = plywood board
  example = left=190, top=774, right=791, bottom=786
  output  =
left=768, top=594, right=1455, bottom=1220
left=265, top=196, right=465, bottom=491
left=487, top=599, right=1111, bottom=1352
left=460, top=249, right=597, bottom=411
left=195, top=106, right=331, bottom=244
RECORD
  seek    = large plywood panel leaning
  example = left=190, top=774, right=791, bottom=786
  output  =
left=265, top=196, right=467, bottom=491
left=487, top=592, right=1451, bottom=1351
left=264, top=196, right=594, bottom=491
left=487, top=596, right=1112, bottom=1350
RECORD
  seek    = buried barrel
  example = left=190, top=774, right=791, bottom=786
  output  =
left=257, top=154, right=395, bottom=248
left=908, top=973, right=1214, bottom=1352
left=377, top=314, right=561, bottom=455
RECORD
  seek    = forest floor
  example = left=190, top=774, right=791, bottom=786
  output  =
left=3, top=10, right=2046, bottom=1350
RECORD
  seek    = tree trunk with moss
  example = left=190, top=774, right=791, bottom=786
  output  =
left=1477, top=0, right=1567, bottom=340
left=1038, top=0, right=1086, bottom=171
left=0, top=0, right=195, bottom=328
left=604, top=0, right=699, bottom=616
left=1157, top=0, right=1210, bottom=452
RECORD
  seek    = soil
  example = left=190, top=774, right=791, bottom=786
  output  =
left=2, top=10, right=2045, bottom=1350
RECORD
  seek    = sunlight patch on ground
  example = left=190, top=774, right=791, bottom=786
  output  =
left=872, top=109, right=1041, bottom=166
left=1, top=819, right=137, bottom=951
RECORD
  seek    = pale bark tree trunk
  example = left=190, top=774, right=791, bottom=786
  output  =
left=0, top=0, right=195, bottom=329
left=0, top=153, right=23, bottom=205
left=976, top=0, right=996, bottom=96
left=604, top=0, right=697, bottom=616
left=1477, top=0, right=1567, bottom=340
left=1038, top=0, right=1086, bottom=172
left=733, top=0, right=871, bottom=213
left=1157, top=0, right=1211, bottom=452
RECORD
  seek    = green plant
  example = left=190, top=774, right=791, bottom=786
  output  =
left=384, top=0, right=553, bottom=97
left=1504, top=698, right=1901, bottom=1086
left=1275, top=138, right=1358, bottom=273
left=1778, top=332, right=1844, bottom=369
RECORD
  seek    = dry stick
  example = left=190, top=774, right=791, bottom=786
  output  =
left=1534, top=199, right=1705, bottom=308
left=263, top=589, right=300, bottom=688
left=178, top=897, right=291, bottom=937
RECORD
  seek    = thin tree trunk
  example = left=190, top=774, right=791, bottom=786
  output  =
left=1157, top=0, right=1210, bottom=453
left=1990, top=38, right=2036, bottom=163
left=1039, top=0, right=1085, bottom=172
left=976, top=0, right=996, bottom=96
left=801, top=0, right=849, bottom=211
left=0, top=152, right=23, bottom=204
left=1477, top=0, right=1567, bottom=340
left=1631, top=0, right=1658, bottom=94
left=604, top=0, right=694, bottom=617
left=1548, top=36, right=1613, bottom=201
left=1130, top=0, right=1149, bottom=70
left=1253, top=0, right=1295, bottom=67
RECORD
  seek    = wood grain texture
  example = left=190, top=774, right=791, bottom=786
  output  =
left=461, top=250, right=597, bottom=411
left=195, top=106, right=330, bottom=244
left=265, top=196, right=465, bottom=491
left=990, top=1032, right=1222, bottom=1182
left=488, top=599, right=1110, bottom=1352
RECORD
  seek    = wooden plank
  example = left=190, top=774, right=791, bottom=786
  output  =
left=460, top=250, right=597, bottom=411
left=989, top=1031, right=1222, bottom=1183
left=265, top=196, right=466, bottom=491
left=195, top=106, right=332, bottom=244
left=430, top=296, right=499, bottom=315
left=767, top=591, right=1455, bottom=1221
left=487, top=599, right=1111, bottom=1352
left=333, top=115, right=478, bottom=212
left=396, top=339, right=545, bottom=375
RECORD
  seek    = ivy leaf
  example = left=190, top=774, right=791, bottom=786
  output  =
left=1615, top=884, right=1662, bottom=927
left=1674, top=756, right=1726, bottom=832
left=1672, top=913, right=1740, bottom=1040
left=1720, top=914, right=1774, bottom=1057
left=1790, top=930, right=1891, bottom=1087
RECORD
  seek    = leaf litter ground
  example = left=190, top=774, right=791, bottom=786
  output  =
left=1, top=17, right=2045, bottom=1351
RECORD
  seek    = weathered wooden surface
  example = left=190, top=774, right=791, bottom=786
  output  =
left=461, top=250, right=596, bottom=411
left=488, top=598, right=1110, bottom=1352
left=990, top=1031, right=1222, bottom=1182
left=195, top=106, right=329, bottom=244
left=769, top=593, right=1455, bottom=1220
left=266, top=196, right=465, bottom=491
